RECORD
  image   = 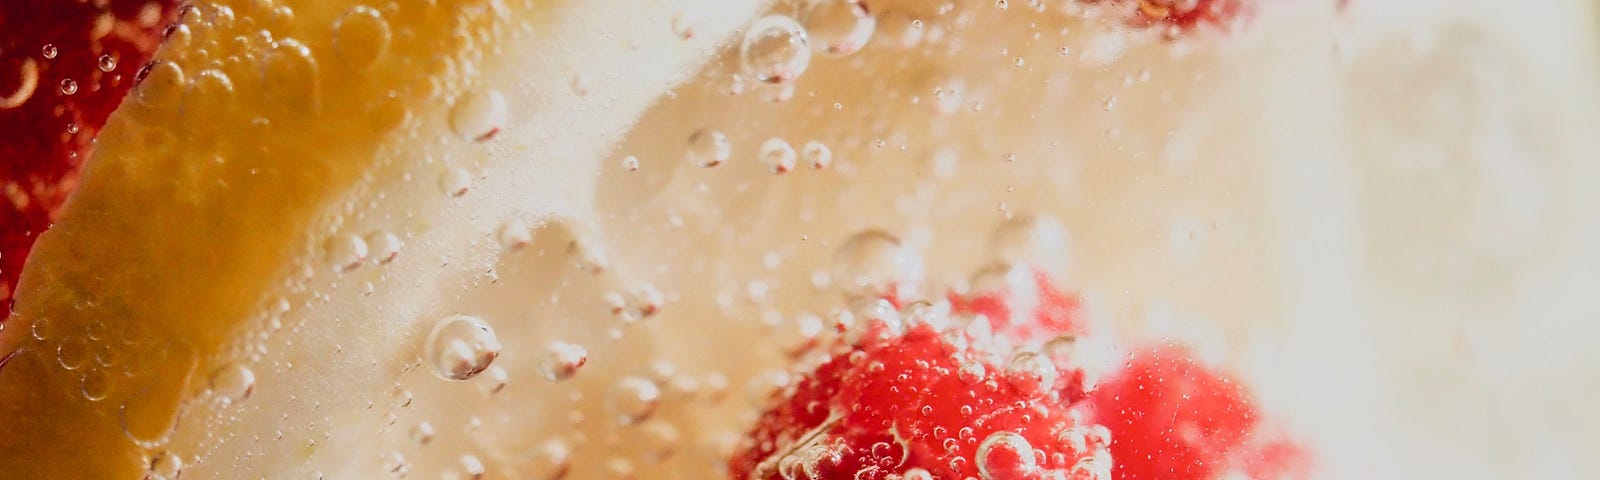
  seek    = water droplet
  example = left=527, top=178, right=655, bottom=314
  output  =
left=831, top=229, right=923, bottom=298
left=439, top=166, right=472, bottom=197
left=976, top=431, right=1037, bottom=480
left=449, top=89, right=508, bottom=142
left=210, top=363, right=256, bottom=404
left=685, top=129, right=731, bottom=168
left=41, top=44, right=57, bottom=59
left=607, top=376, right=661, bottom=424
left=59, top=78, right=77, bottom=95
left=147, top=450, right=184, bottom=480
left=759, top=138, right=797, bottom=174
left=527, top=440, right=572, bottom=480
left=801, top=141, right=832, bottom=170
left=365, top=231, right=402, bottom=265
left=802, top=0, right=876, bottom=56
left=1004, top=351, right=1057, bottom=398
left=739, top=15, right=811, bottom=84
left=411, top=421, right=435, bottom=445
left=334, top=6, right=391, bottom=69
left=990, top=214, right=1071, bottom=271
left=97, top=54, right=118, bottom=72
left=424, top=314, right=501, bottom=381
left=323, top=233, right=369, bottom=273
left=541, top=341, right=588, bottom=381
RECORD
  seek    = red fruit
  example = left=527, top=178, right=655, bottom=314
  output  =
left=1085, top=344, right=1308, bottom=480
left=0, top=0, right=181, bottom=315
left=732, top=318, right=1108, bottom=480
left=1074, top=0, right=1250, bottom=34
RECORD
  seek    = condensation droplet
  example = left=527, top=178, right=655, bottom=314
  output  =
left=324, top=233, right=369, bottom=273
left=424, top=314, right=501, bottom=381
left=686, top=129, right=731, bottom=168
left=448, top=89, right=507, bottom=142
left=759, top=137, right=797, bottom=174
left=739, top=15, right=811, bottom=84
left=976, top=431, right=1037, bottom=480
left=607, top=376, right=661, bottom=424
left=831, top=229, right=923, bottom=298
left=541, top=341, right=588, bottom=381
left=801, top=141, right=832, bottom=170
left=209, top=362, right=256, bottom=404
left=802, top=0, right=876, bottom=56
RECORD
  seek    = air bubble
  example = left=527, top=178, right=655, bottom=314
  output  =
left=59, top=78, right=77, bottom=95
left=411, top=421, right=435, bottom=445
left=383, top=451, right=409, bottom=476
left=0, top=58, right=39, bottom=109
left=209, top=363, right=256, bottom=404
left=876, top=11, right=924, bottom=50
left=685, top=129, right=731, bottom=168
left=801, top=141, right=832, bottom=170
left=739, top=15, right=811, bottom=84
left=1004, top=351, right=1057, bottom=398
left=97, top=55, right=117, bottom=72
left=990, top=214, right=1071, bottom=271
left=976, top=431, right=1037, bottom=480
left=621, top=155, right=640, bottom=171
left=41, top=44, right=56, bottom=59
left=423, top=314, right=501, bottom=381
left=607, top=376, right=661, bottom=424
left=456, top=454, right=486, bottom=479
left=439, top=166, right=472, bottom=197
left=147, top=450, right=183, bottom=480
left=831, top=229, right=923, bottom=298
left=448, top=89, right=508, bottom=142
left=802, top=0, right=876, bottom=56
left=527, top=440, right=572, bottom=480
left=364, top=231, right=401, bottom=265
left=540, top=341, right=588, bottom=381
left=759, top=138, right=797, bottom=174
left=334, top=6, right=391, bottom=69
left=324, top=233, right=369, bottom=273
left=478, top=365, right=509, bottom=395
left=498, top=218, right=533, bottom=251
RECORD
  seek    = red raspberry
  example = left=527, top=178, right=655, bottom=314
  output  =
left=731, top=314, right=1109, bottom=480
left=1085, top=344, right=1309, bottom=480
left=0, top=0, right=182, bottom=314
left=1073, top=0, right=1251, bottom=35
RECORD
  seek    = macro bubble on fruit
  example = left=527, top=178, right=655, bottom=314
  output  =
left=759, top=137, right=797, bottom=174
left=739, top=14, right=811, bottom=84
left=333, top=6, right=391, bottom=69
left=209, top=362, right=256, bottom=404
left=439, top=166, right=473, bottom=197
left=497, top=217, right=533, bottom=251
left=540, top=341, right=588, bottom=381
left=801, top=0, right=876, bottom=56
left=323, top=233, right=370, bottom=273
left=831, top=229, right=923, bottom=299
left=607, top=376, right=662, bottom=424
left=975, top=431, right=1038, bottom=480
left=686, top=128, right=732, bottom=168
left=1004, top=350, right=1058, bottom=398
left=448, top=89, right=508, bottom=142
left=364, top=230, right=402, bottom=265
left=801, top=140, right=832, bottom=169
left=146, top=450, right=184, bottom=480
left=423, top=314, right=502, bottom=381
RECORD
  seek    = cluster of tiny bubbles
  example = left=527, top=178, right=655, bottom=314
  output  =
left=423, top=314, right=502, bottom=381
left=900, top=299, right=953, bottom=331
left=976, top=431, right=1039, bottom=479
left=322, top=232, right=369, bottom=273
left=209, top=362, right=256, bottom=404
left=685, top=128, right=732, bottom=168
left=889, top=467, right=934, bottom=480
left=1004, top=350, right=1058, bottom=398
left=740, top=15, right=812, bottom=84
left=526, top=439, right=573, bottom=480
left=1059, top=424, right=1113, bottom=479
left=800, top=140, right=832, bottom=170
left=837, top=297, right=903, bottom=345
left=801, top=0, right=876, bottom=57
left=146, top=450, right=184, bottom=480
left=1041, top=334, right=1078, bottom=371
left=607, top=376, right=662, bottom=425
left=439, top=165, right=473, bottom=197
left=540, top=341, right=588, bottom=381
left=759, top=137, right=798, bottom=174
left=830, top=229, right=924, bottom=299
left=448, top=89, right=508, bottom=142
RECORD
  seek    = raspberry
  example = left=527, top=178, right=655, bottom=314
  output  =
left=1085, top=344, right=1309, bottom=480
left=0, top=0, right=182, bottom=314
left=731, top=316, right=1109, bottom=480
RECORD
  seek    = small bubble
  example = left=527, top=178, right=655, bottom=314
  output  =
left=527, top=440, right=572, bottom=480
left=801, top=141, right=832, bottom=170
left=739, top=15, right=811, bottom=84
left=632, top=283, right=665, bottom=317
left=976, top=431, right=1037, bottom=480
left=448, top=89, right=508, bottom=142
left=621, top=155, right=640, bottom=171
left=875, top=11, right=924, bottom=50
left=759, top=138, right=797, bottom=174
left=540, top=341, right=588, bottom=381
left=957, top=361, right=986, bottom=384
left=81, top=369, right=112, bottom=401
left=423, top=314, right=501, bottom=381
left=901, top=468, right=934, bottom=480
left=457, top=454, right=486, bottom=479
left=478, top=365, right=509, bottom=395
left=567, top=238, right=609, bottom=274
left=831, top=229, right=923, bottom=298
left=364, top=231, right=402, bottom=265
left=990, top=214, right=1071, bottom=271
left=41, top=44, right=57, bottom=59
left=59, top=78, right=77, bottom=95
left=755, top=81, right=796, bottom=103
left=334, top=6, right=391, bottom=69
left=210, top=363, right=256, bottom=404
left=1004, top=351, right=1057, bottom=398
left=147, top=450, right=184, bottom=480
left=607, top=376, right=661, bottom=424
left=671, top=13, right=697, bottom=39
left=497, top=218, right=532, bottom=251
left=411, top=421, right=435, bottom=445
left=324, top=233, right=369, bottom=273
left=383, top=451, right=409, bottom=476
left=839, top=298, right=903, bottom=345
left=439, top=166, right=472, bottom=197
left=802, top=0, right=876, bottom=56
left=685, top=129, right=731, bottom=168
left=97, top=54, right=118, bottom=72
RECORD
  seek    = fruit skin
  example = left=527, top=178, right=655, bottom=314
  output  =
left=0, top=0, right=181, bottom=315
left=731, top=321, right=1105, bottom=480
left=1085, top=343, right=1309, bottom=480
